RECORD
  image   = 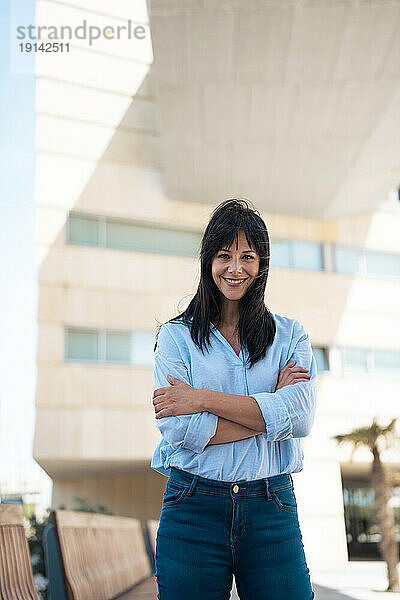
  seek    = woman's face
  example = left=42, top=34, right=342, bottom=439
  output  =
left=211, top=229, right=260, bottom=300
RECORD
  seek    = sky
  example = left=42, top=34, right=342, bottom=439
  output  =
left=0, top=0, right=52, bottom=503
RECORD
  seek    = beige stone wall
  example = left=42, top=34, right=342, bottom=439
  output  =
left=51, top=469, right=167, bottom=521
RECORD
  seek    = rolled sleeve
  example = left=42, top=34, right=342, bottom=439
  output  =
left=153, top=324, right=218, bottom=454
left=250, top=320, right=317, bottom=442
left=182, top=412, right=218, bottom=453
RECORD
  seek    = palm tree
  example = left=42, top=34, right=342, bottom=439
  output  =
left=332, top=417, right=399, bottom=592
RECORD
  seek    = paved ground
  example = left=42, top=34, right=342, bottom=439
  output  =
left=310, top=561, right=400, bottom=600
left=144, top=562, right=400, bottom=599
left=307, top=561, right=400, bottom=600
left=228, top=562, right=400, bottom=600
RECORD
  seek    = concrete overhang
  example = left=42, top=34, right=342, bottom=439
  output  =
left=35, top=459, right=152, bottom=480
left=148, top=0, right=400, bottom=219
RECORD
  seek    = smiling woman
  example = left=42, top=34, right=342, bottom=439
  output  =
left=151, top=198, right=316, bottom=600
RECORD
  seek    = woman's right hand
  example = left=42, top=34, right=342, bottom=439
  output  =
left=274, top=360, right=311, bottom=391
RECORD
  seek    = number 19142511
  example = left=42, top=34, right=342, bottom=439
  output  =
left=19, top=42, right=70, bottom=52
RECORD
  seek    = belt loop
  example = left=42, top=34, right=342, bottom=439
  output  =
left=187, top=475, right=198, bottom=496
left=264, top=477, right=271, bottom=501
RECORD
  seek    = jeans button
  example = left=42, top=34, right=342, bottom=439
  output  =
left=233, top=485, right=239, bottom=493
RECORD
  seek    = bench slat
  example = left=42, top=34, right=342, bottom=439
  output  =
left=145, top=520, right=158, bottom=557
left=0, top=504, right=41, bottom=600
left=54, top=510, right=152, bottom=600
left=117, top=575, right=157, bottom=599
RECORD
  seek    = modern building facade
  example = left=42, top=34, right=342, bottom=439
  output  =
left=33, top=0, right=400, bottom=570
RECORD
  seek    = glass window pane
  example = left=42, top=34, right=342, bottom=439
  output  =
left=131, top=331, right=155, bottom=367
left=342, top=348, right=368, bottom=373
left=365, top=251, right=400, bottom=278
left=373, top=350, right=400, bottom=373
left=270, top=241, right=291, bottom=268
left=292, top=241, right=323, bottom=271
left=334, top=246, right=363, bottom=275
left=312, top=347, right=328, bottom=372
left=67, top=329, right=98, bottom=360
left=106, top=332, right=131, bottom=363
left=68, top=215, right=99, bottom=246
left=106, top=221, right=201, bottom=257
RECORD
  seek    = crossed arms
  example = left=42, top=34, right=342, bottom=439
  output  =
left=152, top=322, right=317, bottom=452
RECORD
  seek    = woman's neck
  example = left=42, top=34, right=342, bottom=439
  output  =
left=215, top=299, right=241, bottom=329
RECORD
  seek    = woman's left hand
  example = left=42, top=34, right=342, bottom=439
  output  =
left=152, top=374, right=202, bottom=419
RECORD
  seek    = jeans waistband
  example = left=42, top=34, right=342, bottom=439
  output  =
left=169, top=467, right=293, bottom=499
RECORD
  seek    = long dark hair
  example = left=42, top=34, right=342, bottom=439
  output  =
left=155, top=198, right=276, bottom=368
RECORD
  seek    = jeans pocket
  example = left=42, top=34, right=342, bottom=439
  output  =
left=271, top=484, right=297, bottom=513
left=162, top=482, right=188, bottom=508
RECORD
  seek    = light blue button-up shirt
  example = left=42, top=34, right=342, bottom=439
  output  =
left=150, top=313, right=317, bottom=481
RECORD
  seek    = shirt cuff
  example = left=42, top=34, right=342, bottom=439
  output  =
left=182, top=412, right=219, bottom=453
left=250, top=392, right=293, bottom=441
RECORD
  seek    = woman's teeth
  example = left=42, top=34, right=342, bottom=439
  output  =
left=223, top=278, right=246, bottom=285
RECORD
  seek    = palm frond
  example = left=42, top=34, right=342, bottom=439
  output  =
left=332, top=417, right=399, bottom=454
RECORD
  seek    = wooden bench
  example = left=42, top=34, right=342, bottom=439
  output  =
left=145, top=519, right=158, bottom=559
left=0, top=503, right=41, bottom=600
left=52, top=510, right=158, bottom=600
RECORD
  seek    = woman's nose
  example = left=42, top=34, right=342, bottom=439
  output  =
left=228, top=259, right=243, bottom=273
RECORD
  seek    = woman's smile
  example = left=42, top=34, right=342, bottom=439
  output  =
left=222, top=277, right=248, bottom=287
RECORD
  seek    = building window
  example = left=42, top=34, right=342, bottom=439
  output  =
left=67, top=213, right=399, bottom=278
left=65, top=328, right=399, bottom=376
left=343, top=481, right=400, bottom=560
left=270, top=240, right=291, bottom=268
left=365, top=250, right=400, bottom=278
left=271, top=240, right=323, bottom=271
left=65, top=327, right=155, bottom=366
left=334, top=246, right=400, bottom=278
left=105, top=220, right=201, bottom=257
left=67, top=215, right=100, bottom=247
left=312, top=347, right=329, bottom=372
left=292, top=241, right=323, bottom=271
left=66, top=328, right=99, bottom=361
left=334, top=246, right=364, bottom=276
left=105, top=331, right=132, bottom=363
left=131, top=331, right=156, bottom=367
left=342, top=348, right=369, bottom=373
left=372, top=349, right=400, bottom=374
left=67, top=213, right=201, bottom=258
left=341, top=347, right=400, bottom=375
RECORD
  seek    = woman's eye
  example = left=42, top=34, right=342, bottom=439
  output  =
left=217, top=253, right=254, bottom=259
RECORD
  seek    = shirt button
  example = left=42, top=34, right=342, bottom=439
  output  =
left=233, top=485, right=239, bottom=493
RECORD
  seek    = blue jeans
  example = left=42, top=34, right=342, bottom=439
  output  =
left=155, top=467, right=315, bottom=600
